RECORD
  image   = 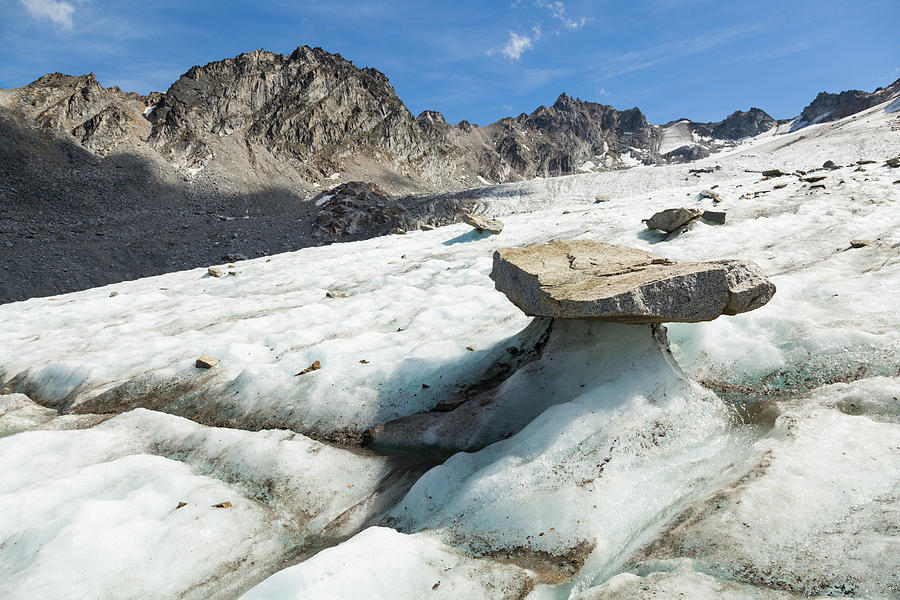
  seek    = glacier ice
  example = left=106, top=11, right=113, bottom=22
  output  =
left=0, top=96, right=899, bottom=598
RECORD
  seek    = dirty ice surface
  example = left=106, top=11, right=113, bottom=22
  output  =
left=1, top=97, right=899, bottom=598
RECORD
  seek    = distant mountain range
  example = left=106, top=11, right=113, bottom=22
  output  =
left=1, top=44, right=898, bottom=303
left=4, top=46, right=898, bottom=197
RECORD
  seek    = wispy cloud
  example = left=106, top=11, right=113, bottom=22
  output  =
left=594, top=86, right=610, bottom=97
left=19, top=0, right=76, bottom=30
left=594, top=23, right=765, bottom=80
left=533, top=0, right=590, bottom=30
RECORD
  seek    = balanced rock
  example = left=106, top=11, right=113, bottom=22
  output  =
left=490, top=240, right=775, bottom=323
left=644, top=208, right=701, bottom=233
left=463, top=213, right=504, bottom=234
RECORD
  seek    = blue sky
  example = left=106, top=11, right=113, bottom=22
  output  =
left=1, top=0, right=898, bottom=125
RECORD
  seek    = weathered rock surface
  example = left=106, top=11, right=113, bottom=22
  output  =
left=313, top=181, right=406, bottom=242
left=462, top=213, right=504, bottom=234
left=195, top=354, right=220, bottom=369
left=795, top=77, right=900, bottom=129
left=700, top=210, right=727, bottom=224
left=644, top=208, right=702, bottom=232
left=692, top=107, right=777, bottom=140
left=490, top=240, right=775, bottom=323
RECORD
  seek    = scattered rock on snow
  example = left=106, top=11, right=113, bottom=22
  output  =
left=762, top=169, right=788, bottom=177
left=211, top=501, right=232, bottom=509
left=491, top=240, right=775, bottom=322
left=883, top=156, right=899, bottom=168
left=849, top=239, right=873, bottom=248
left=325, top=291, right=348, bottom=298
left=296, top=360, right=322, bottom=376
left=700, top=210, right=726, bottom=224
left=0, top=388, right=11, bottom=395
left=823, top=160, right=837, bottom=169
left=195, top=354, right=220, bottom=369
left=699, top=189, right=721, bottom=201
left=463, top=213, right=504, bottom=234
left=207, top=266, right=227, bottom=278
left=644, top=208, right=702, bottom=233
left=313, top=182, right=407, bottom=242
left=802, top=176, right=827, bottom=183
left=419, top=223, right=435, bottom=231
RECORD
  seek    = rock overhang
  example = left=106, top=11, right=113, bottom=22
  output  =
left=490, top=240, right=775, bottom=323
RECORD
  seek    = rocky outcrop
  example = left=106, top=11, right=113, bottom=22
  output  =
left=694, top=108, right=777, bottom=140
left=313, top=181, right=406, bottom=242
left=490, top=240, right=775, bottom=322
left=4, top=47, right=672, bottom=198
left=795, top=77, right=900, bottom=128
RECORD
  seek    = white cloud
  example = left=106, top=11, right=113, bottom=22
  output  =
left=501, top=31, right=536, bottom=60
left=533, top=0, right=590, bottom=30
left=20, top=0, right=76, bottom=30
left=595, top=87, right=610, bottom=97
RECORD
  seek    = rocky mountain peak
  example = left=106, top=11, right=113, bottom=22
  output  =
left=796, top=77, right=900, bottom=127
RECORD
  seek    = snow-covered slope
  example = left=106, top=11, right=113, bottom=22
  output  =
left=1, top=94, right=899, bottom=599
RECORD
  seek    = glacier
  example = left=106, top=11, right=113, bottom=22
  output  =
left=1, top=96, right=899, bottom=599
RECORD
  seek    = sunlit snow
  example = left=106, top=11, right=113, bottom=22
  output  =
left=1, top=96, right=898, bottom=599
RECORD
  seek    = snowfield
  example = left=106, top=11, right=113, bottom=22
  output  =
left=1, top=97, right=899, bottom=599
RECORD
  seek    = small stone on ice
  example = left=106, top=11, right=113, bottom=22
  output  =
left=176, top=502, right=187, bottom=509
left=195, top=354, right=220, bottom=369
left=850, top=239, right=872, bottom=248
left=701, top=210, right=726, bottom=224
left=296, top=360, right=322, bottom=375
left=211, top=501, right=232, bottom=509
left=463, top=213, right=504, bottom=234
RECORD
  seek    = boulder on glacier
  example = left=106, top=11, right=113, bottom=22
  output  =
left=490, top=240, right=775, bottom=323
left=462, top=213, right=504, bottom=234
left=643, top=208, right=702, bottom=232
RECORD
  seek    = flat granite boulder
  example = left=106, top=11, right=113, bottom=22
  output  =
left=491, top=240, right=775, bottom=323
left=644, top=208, right=702, bottom=232
left=463, top=213, right=504, bottom=234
